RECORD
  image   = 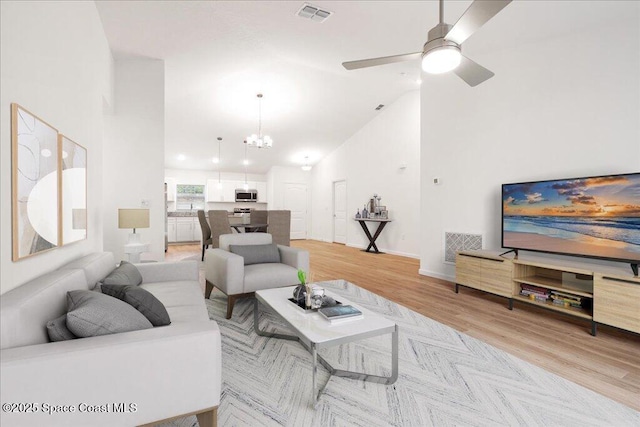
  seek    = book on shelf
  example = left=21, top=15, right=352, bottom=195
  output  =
left=520, top=284, right=550, bottom=295
left=520, top=289, right=549, bottom=297
left=550, top=290, right=584, bottom=301
left=318, top=305, right=363, bottom=322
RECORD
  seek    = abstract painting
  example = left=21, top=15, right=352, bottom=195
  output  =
left=11, top=104, right=60, bottom=260
left=60, top=135, right=87, bottom=245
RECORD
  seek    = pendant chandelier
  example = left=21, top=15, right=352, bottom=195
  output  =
left=246, top=93, right=273, bottom=149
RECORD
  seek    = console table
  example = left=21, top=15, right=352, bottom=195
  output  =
left=354, top=218, right=392, bottom=254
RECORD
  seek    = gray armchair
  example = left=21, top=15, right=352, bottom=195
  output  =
left=204, top=233, right=309, bottom=319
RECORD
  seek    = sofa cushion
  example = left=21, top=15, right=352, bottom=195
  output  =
left=219, top=232, right=272, bottom=251
left=243, top=263, right=300, bottom=293
left=66, top=290, right=152, bottom=337
left=140, top=281, right=209, bottom=323
left=46, top=314, right=77, bottom=342
left=58, top=252, right=116, bottom=289
left=102, top=261, right=143, bottom=286
left=229, top=243, right=281, bottom=265
left=102, top=284, right=171, bottom=326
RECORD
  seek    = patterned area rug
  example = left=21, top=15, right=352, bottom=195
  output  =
left=164, top=280, right=640, bottom=427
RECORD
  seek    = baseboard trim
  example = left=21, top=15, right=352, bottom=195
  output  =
left=345, top=243, right=419, bottom=259
left=418, top=268, right=454, bottom=283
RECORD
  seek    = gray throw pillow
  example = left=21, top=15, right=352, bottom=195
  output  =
left=66, top=290, right=152, bottom=338
left=101, top=284, right=171, bottom=327
left=229, top=243, right=281, bottom=265
left=46, top=314, right=77, bottom=342
left=102, top=260, right=143, bottom=286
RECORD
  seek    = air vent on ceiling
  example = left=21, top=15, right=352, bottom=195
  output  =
left=375, top=104, right=385, bottom=111
left=297, top=3, right=332, bottom=23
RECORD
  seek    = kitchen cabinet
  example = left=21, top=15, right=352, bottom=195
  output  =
left=168, top=216, right=202, bottom=243
left=167, top=217, right=177, bottom=243
left=176, top=218, right=193, bottom=242
left=256, top=181, right=267, bottom=203
left=206, top=179, right=238, bottom=202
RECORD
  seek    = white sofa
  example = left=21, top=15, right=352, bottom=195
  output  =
left=204, top=233, right=309, bottom=319
left=0, top=252, right=221, bottom=427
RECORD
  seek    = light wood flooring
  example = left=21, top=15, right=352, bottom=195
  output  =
left=166, top=240, right=640, bottom=411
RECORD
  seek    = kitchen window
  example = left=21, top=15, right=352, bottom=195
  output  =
left=176, top=184, right=205, bottom=210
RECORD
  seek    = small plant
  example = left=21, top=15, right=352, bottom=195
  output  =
left=298, top=269, right=312, bottom=308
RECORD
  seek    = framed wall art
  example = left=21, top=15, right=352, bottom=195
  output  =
left=11, top=103, right=60, bottom=260
left=60, top=135, right=87, bottom=245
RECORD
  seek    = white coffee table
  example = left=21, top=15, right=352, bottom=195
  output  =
left=254, top=284, right=398, bottom=406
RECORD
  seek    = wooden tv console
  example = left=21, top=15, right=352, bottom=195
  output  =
left=455, top=250, right=640, bottom=336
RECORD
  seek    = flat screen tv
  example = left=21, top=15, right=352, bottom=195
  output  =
left=502, top=172, right=640, bottom=274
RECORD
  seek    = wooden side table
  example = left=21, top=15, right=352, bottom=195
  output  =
left=353, top=218, right=392, bottom=253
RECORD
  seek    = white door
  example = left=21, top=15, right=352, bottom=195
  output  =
left=284, top=183, right=307, bottom=240
left=333, top=180, right=347, bottom=244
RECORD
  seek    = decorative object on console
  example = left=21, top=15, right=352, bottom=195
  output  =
left=11, top=103, right=60, bottom=260
left=246, top=93, right=273, bottom=149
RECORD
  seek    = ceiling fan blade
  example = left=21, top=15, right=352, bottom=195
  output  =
left=445, top=0, right=511, bottom=46
left=342, top=52, right=422, bottom=70
left=453, top=55, right=495, bottom=87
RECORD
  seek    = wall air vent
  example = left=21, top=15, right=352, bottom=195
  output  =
left=444, top=232, right=483, bottom=264
left=375, top=104, right=385, bottom=111
left=297, top=3, right=332, bottom=23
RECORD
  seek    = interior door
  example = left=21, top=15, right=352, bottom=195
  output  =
left=333, top=180, right=347, bottom=244
left=284, top=183, right=307, bottom=240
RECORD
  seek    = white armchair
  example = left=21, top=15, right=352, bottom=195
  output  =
left=204, top=233, right=309, bottom=319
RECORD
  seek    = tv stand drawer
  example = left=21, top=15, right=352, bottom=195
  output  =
left=594, top=274, right=640, bottom=334
left=455, top=252, right=513, bottom=297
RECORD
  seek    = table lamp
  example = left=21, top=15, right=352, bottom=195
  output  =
left=118, top=208, right=150, bottom=244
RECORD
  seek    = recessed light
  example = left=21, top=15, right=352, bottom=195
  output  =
left=62, top=151, right=68, bottom=159
left=416, top=79, right=422, bottom=84
left=243, top=159, right=249, bottom=166
left=212, top=157, right=219, bottom=164
left=41, top=148, right=52, bottom=158
left=177, top=154, right=186, bottom=161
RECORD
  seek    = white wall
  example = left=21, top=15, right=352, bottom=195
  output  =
left=0, top=1, right=113, bottom=294
left=420, top=18, right=640, bottom=281
left=103, top=59, right=165, bottom=262
left=311, top=91, right=421, bottom=257
left=164, top=168, right=267, bottom=212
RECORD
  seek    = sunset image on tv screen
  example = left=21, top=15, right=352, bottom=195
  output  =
left=502, top=173, right=640, bottom=262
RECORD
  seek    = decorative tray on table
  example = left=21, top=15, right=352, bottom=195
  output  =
left=287, top=298, right=342, bottom=313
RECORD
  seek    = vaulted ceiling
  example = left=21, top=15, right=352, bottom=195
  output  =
left=95, top=1, right=637, bottom=174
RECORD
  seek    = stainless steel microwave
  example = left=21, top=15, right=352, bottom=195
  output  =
left=235, top=189, right=258, bottom=202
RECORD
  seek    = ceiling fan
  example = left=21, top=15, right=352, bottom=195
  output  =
left=342, top=0, right=511, bottom=87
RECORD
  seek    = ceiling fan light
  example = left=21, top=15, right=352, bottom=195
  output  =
left=422, top=46, right=461, bottom=74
